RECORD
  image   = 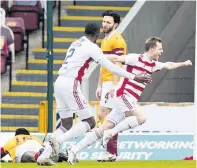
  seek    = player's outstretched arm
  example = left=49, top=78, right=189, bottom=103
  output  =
left=163, top=60, right=192, bottom=70
left=105, top=54, right=125, bottom=63
left=98, top=56, right=152, bottom=83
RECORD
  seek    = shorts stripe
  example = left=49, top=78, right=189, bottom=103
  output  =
left=56, top=112, right=60, bottom=121
left=122, top=95, right=133, bottom=110
left=56, top=122, right=61, bottom=129
left=73, top=79, right=84, bottom=109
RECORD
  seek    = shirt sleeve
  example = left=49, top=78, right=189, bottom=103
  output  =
left=153, top=61, right=166, bottom=72
left=97, top=55, right=135, bottom=80
left=90, top=44, right=104, bottom=63
left=2, top=138, right=13, bottom=152
left=111, top=36, right=126, bottom=56
left=125, top=53, right=139, bottom=65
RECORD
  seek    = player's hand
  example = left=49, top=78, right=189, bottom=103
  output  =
left=133, top=73, right=152, bottom=84
left=96, top=87, right=102, bottom=100
left=184, top=60, right=192, bottom=66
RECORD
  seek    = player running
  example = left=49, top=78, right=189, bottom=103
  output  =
left=37, top=23, right=151, bottom=166
left=66, top=37, right=192, bottom=165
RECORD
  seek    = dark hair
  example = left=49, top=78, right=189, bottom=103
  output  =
left=102, top=10, right=120, bottom=24
left=15, top=128, right=30, bottom=136
left=84, top=23, right=100, bottom=37
left=145, top=37, right=162, bottom=51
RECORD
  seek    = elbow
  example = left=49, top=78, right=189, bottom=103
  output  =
left=167, top=66, right=172, bottom=70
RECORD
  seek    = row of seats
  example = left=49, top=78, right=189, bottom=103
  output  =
left=1, top=0, right=56, bottom=74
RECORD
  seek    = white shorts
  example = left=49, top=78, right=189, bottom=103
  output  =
left=106, top=94, right=138, bottom=125
left=100, top=81, right=115, bottom=109
left=15, top=140, right=42, bottom=163
left=54, top=76, right=93, bottom=120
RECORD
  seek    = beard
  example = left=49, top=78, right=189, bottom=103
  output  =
left=103, top=26, right=114, bottom=34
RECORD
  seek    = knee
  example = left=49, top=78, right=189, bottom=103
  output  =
left=82, top=117, right=96, bottom=129
left=61, top=118, right=73, bottom=130
left=98, top=107, right=111, bottom=120
left=138, top=116, right=146, bottom=125
left=98, top=111, right=105, bottom=121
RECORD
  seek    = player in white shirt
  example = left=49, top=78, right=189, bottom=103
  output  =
left=66, top=37, right=192, bottom=165
left=37, top=23, right=151, bottom=166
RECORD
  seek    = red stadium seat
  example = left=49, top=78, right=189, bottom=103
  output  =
left=0, top=37, right=9, bottom=74
left=6, top=17, right=25, bottom=53
left=9, top=0, right=44, bottom=32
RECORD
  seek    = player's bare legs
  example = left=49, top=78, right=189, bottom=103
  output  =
left=67, top=106, right=146, bottom=164
left=98, top=106, right=118, bottom=160
left=103, top=106, right=146, bottom=147
left=67, top=119, right=115, bottom=165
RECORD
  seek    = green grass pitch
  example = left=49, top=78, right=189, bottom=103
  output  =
left=1, top=161, right=196, bottom=168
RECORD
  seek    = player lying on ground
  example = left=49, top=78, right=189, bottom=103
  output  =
left=66, top=37, right=192, bottom=165
left=37, top=22, right=151, bottom=166
left=0, top=128, right=68, bottom=164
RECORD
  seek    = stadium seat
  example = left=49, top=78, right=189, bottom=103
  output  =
left=0, top=37, right=9, bottom=74
left=0, top=8, right=15, bottom=62
left=13, top=0, right=38, bottom=6
left=5, top=17, right=26, bottom=53
left=0, top=25, right=14, bottom=76
left=9, top=0, right=44, bottom=32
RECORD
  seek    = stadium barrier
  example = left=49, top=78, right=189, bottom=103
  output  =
left=39, top=101, right=100, bottom=132
left=39, top=101, right=195, bottom=133
left=0, top=132, right=194, bottom=161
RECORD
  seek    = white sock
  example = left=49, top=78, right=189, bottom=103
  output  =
left=51, top=126, right=67, bottom=138
left=72, top=128, right=102, bottom=154
left=40, top=142, right=52, bottom=158
left=110, top=116, right=142, bottom=136
left=40, top=126, right=67, bottom=159
left=57, top=122, right=91, bottom=144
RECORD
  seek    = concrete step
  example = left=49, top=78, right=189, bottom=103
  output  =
left=0, top=126, right=38, bottom=132
left=44, top=37, right=101, bottom=49
left=16, top=70, right=58, bottom=82
left=60, top=15, right=124, bottom=27
left=66, top=5, right=130, bottom=17
left=1, top=115, right=38, bottom=128
left=11, top=81, right=50, bottom=92
left=53, top=26, right=104, bottom=39
left=74, top=0, right=135, bottom=7
left=53, top=26, right=86, bottom=38
left=1, top=103, right=40, bottom=116
left=2, top=92, right=48, bottom=104
left=28, top=59, right=62, bottom=70
left=33, top=48, right=67, bottom=60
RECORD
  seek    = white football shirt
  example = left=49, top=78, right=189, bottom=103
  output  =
left=58, top=36, right=103, bottom=82
left=117, top=53, right=165, bottom=101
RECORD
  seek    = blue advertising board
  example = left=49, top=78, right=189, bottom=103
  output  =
left=40, top=134, right=193, bottom=160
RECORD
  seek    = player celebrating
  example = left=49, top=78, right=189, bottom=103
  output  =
left=96, top=10, right=127, bottom=161
left=37, top=23, right=151, bottom=166
left=66, top=37, right=192, bottom=165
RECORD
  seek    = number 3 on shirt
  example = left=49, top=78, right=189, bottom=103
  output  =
left=64, top=48, right=75, bottom=64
